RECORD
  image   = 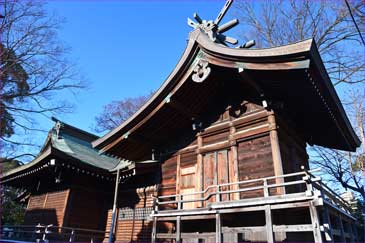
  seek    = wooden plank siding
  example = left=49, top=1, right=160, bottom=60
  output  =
left=237, top=134, right=275, bottom=198
left=277, top=119, right=309, bottom=194
left=65, top=188, right=108, bottom=230
left=24, top=189, right=70, bottom=226
left=159, top=107, right=276, bottom=205
left=105, top=188, right=156, bottom=242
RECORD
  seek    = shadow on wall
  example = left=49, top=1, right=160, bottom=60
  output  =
left=24, top=208, right=58, bottom=226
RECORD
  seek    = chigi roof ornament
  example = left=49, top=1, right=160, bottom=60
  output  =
left=187, top=0, right=240, bottom=46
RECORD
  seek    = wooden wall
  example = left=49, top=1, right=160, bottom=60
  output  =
left=24, top=189, right=70, bottom=226
left=99, top=72, right=312, bottom=242
left=159, top=102, right=275, bottom=201
left=278, top=119, right=309, bottom=174
left=64, top=188, right=108, bottom=230
left=24, top=187, right=110, bottom=234
left=105, top=187, right=156, bottom=242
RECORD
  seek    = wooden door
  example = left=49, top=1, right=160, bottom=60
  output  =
left=217, top=150, right=230, bottom=201
left=203, top=152, right=215, bottom=204
left=203, top=150, right=231, bottom=204
left=180, top=165, right=196, bottom=209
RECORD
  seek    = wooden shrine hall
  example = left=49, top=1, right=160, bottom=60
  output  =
left=1, top=1, right=362, bottom=242
left=1, top=118, right=158, bottom=242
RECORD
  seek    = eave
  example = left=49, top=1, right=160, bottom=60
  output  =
left=92, top=29, right=360, bottom=154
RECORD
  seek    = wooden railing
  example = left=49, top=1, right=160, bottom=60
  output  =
left=0, top=224, right=108, bottom=243
left=152, top=167, right=353, bottom=215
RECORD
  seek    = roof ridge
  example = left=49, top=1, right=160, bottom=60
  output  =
left=51, top=117, right=99, bottom=141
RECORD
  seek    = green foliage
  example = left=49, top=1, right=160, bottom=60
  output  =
left=2, top=187, right=26, bottom=225
left=1, top=160, right=26, bottom=225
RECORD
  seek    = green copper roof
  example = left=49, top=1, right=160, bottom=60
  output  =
left=50, top=128, right=130, bottom=171
left=1, top=119, right=132, bottom=181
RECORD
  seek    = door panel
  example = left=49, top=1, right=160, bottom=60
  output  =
left=203, top=150, right=231, bottom=204
left=203, top=153, right=215, bottom=204
left=180, top=164, right=196, bottom=209
left=217, top=150, right=230, bottom=201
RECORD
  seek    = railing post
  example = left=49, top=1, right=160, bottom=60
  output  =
left=321, top=204, right=333, bottom=242
left=216, top=185, right=221, bottom=202
left=42, top=225, right=51, bottom=243
left=35, top=224, right=42, bottom=243
left=302, top=166, right=313, bottom=197
left=69, top=229, right=75, bottom=242
left=265, top=205, right=274, bottom=243
left=151, top=196, right=158, bottom=243
left=309, top=201, right=323, bottom=243
left=176, top=194, right=182, bottom=243
left=216, top=212, right=222, bottom=243
left=263, top=179, right=269, bottom=197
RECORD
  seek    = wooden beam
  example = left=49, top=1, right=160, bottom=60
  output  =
left=273, top=224, right=314, bottom=232
left=196, top=133, right=203, bottom=208
left=43, top=192, right=49, bottom=208
left=176, top=154, right=181, bottom=195
left=309, top=201, right=323, bottom=243
left=232, top=124, right=270, bottom=141
left=198, top=141, right=230, bottom=154
left=230, top=145, right=240, bottom=200
left=176, top=194, right=182, bottom=243
left=216, top=213, right=222, bottom=243
left=176, top=216, right=181, bottom=243
left=230, top=125, right=240, bottom=200
left=322, top=205, right=334, bottom=242
left=267, top=111, right=285, bottom=195
left=265, top=205, right=274, bottom=243
left=60, top=189, right=71, bottom=228
left=151, top=197, right=158, bottom=243
left=224, top=149, right=229, bottom=201
left=214, top=151, right=218, bottom=185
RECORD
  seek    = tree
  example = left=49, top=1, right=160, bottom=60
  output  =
left=234, top=0, right=364, bottom=86
left=93, top=93, right=152, bottom=133
left=234, top=0, right=364, bottom=197
left=311, top=91, right=364, bottom=200
left=0, top=0, right=84, bottom=162
left=0, top=160, right=26, bottom=225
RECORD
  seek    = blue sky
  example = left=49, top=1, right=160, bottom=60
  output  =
left=43, top=0, right=232, bottom=136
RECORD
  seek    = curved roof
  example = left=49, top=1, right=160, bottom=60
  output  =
left=92, top=29, right=360, bottom=154
left=1, top=119, right=128, bottom=184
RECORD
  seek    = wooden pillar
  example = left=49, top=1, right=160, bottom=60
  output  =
left=214, top=151, right=218, bottom=185
left=176, top=154, right=181, bottom=195
left=267, top=112, right=285, bottom=194
left=108, top=169, right=121, bottom=243
left=196, top=133, right=203, bottom=207
left=230, top=125, right=240, bottom=200
left=265, top=205, right=274, bottom=243
left=309, top=202, right=323, bottom=243
left=176, top=216, right=181, bottom=243
left=337, top=214, right=346, bottom=242
left=176, top=195, right=182, bottom=243
left=322, top=205, right=334, bottom=242
left=151, top=197, right=157, bottom=243
left=216, top=213, right=222, bottom=243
